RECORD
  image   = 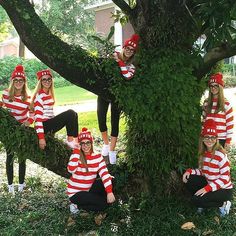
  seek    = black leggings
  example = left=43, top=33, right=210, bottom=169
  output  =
left=6, top=149, right=26, bottom=185
left=69, top=179, right=108, bottom=212
left=97, top=96, right=121, bottom=137
left=43, top=109, right=78, bottom=137
left=185, top=175, right=233, bottom=208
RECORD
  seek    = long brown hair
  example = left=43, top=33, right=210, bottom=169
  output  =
left=8, top=79, right=30, bottom=102
left=198, top=136, right=225, bottom=169
left=79, top=143, right=94, bottom=172
left=206, top=85, right=225, bottom=113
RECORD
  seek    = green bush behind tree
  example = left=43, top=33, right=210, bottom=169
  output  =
left=0, top=56, right=72, bottom=90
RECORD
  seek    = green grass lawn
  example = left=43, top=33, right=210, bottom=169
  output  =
left=55, top=85, right=96, bottom=105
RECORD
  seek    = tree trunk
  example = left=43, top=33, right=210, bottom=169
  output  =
left=19, top=38, right=25, bottom=58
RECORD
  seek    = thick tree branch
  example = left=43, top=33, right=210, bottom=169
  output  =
left=194, top=42, right=236, bottom=79
left=112, top=0, right=133, bottom=16
left=0, top=0, right=115, bottom=99
left=0, top=107, right=71, bottom=178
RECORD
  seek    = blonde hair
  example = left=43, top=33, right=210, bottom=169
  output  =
left=198, top=136, right=225, bottom=169
left=8, top=79, right=30, bottom=102
left=206, top=85, right=225, bottom=113
left=30, top=79, right=55, bottom=109
left=119, top=48, right=135, bottom=64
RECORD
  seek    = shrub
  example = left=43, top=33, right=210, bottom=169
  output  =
left=0, top=56, right=72, bottom=90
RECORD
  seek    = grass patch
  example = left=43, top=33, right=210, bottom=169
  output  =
left=54, top=85, right=96, bottom=105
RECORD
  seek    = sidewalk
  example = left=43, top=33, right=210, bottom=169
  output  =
left=54, top=99, right=97, bottom=115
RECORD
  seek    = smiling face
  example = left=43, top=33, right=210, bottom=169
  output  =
left=123, top=46, right=135, bottom=59
left=209, top=83, right=219, bottom=96
left=80, top=139, right=92, bottom=155
left=13, top=77, right=25, bottom=91
left=203, top=135, right=217, bottom=150
left=41, top=75, right=52, bottom=90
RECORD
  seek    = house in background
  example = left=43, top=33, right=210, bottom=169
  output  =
left=0, top=37, right=36, bottom=59
left=85, top=0, right=134, bottom=49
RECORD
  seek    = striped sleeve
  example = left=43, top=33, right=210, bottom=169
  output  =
left=204, top=155, right=231, bottom=192
left=67, top=149, right=80, bottom=174
left=186, top=168, right=202, bottom=175
left=225, top=102, right=234, bottom=144
left=98, top=156, right=112, bottom=193
left=27, top=109, right=35, bottom=124
left=34, top=93, right=45, bottom=139
left=118, top=60, right=135, bottom=80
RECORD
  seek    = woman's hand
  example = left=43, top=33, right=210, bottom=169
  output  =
left=224, top=143, right=230, bottom=152
left=22, top=121, right=31, bottom=127
left=194, top=187, right=207, bottom=197
left=39, top=139, right=46, bottom=150
left=113, top=52, right=120, bottom=62
left=107, top=192, right=115, bottom=204
left=182, top=172, right=190, bottom=183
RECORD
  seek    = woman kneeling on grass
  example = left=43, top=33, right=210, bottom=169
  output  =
left=183, top=119, right=233, bottom=217
left=32, top=69, right=78, bottom=150
left=67, top=127, right=115, bottom=214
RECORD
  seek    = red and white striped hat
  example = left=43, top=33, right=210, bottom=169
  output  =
left=123, top=34, right=140, bottom=50
left=36, top=69, right=52, bottom=80
left=208, top=72, right=224, bottom=87
left=201, top=119, right=218, bottom=136
left=11, top=65, right=26, bottom=80
left=78, top=127, right=93, bottom=143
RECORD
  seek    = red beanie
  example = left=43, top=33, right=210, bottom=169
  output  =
left=78, top=127, right=93, bottom=143
left=201, top=119, right=218, bottom=137
left=208, top=72, right=224, bottom=87
left=11, top=65, right=26, bottom=80
left=123, top=34, right=140, bottom=50
left=36, top=69, right=52, bottom=81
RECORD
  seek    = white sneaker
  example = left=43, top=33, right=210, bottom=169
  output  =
left=101, top=144, right=110, bottom=156
left=70, top=203, right=79, bottom=214
left=18, top=182, right=26, bottom=192
left=219, top=201, right=232, bottom=217
left=8, top=184, right=15, bottom=194
left=197, top=208, right=204, bottom=214
left=109, top=151, right=117, bottom=164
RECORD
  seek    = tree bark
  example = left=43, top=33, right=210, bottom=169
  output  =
left=19, top=38, right=25, bottom=58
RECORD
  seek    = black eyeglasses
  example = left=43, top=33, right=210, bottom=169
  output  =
left=209, top=84, right=219, bottom=89
left=80, top=141, right=91, bottom=146
left=13, top=79, right=24, bottom=84
left=203, top=136, right=217, bottom=141
left=125, top=47, right=135, bottom=53
left=42, top=78, right=52, bottom=83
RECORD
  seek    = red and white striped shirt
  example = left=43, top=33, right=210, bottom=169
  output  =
left=202, top=98, right=234, bottom=143
left=34, top=89, right=54, bottom=139
left=116, top=52, right=135, bottom=80
left=67, top=149, right=113, bottom=198
left=187, top=150, right=233, bottom=192
left=1, top=89, right=34, bottom=124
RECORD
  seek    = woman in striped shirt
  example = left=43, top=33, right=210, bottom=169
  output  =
left=67, top=127, right=115, bottom=213
left=97, top=34, right=140, bottom=164
left=1, top=65, right=34, bottom=193
left=202, top=72, right=234, bottom=149
left=33, top=69, right=78, bottom=150
left=183, top=119, right=233, bottom=217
